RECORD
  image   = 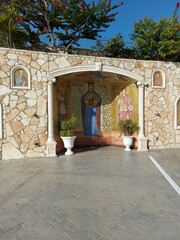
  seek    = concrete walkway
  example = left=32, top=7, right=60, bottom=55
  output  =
left=0, top=146, right=179, bottom=240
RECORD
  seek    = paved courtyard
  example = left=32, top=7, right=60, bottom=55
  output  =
left=0, top=146, right=179, bottom=240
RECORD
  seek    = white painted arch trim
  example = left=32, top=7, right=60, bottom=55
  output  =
left=46, top=62, right=148, bottom=153
left=175, top=96, right=180, bottom=129
left=49, top=64, right=144, bottom=82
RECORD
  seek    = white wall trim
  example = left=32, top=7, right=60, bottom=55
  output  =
left=49, top=64, right=144, bottom=83
left=175, top=96, right=180, bottom=129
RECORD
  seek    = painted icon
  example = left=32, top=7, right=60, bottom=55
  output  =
left=81, top=82, right=101, bottom=136
left=58, top=82, right=68, bottom=122
left=14, top=68, right=28, bottom=87
left=11, top=66, right=30, bottom=89
left=116, top=88, right=133, bottom=122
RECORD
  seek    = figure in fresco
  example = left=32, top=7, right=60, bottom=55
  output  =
left=153, top=71, right=163, bottom=87
left=81, top=82, right=101, bottom=136
left=116, top=89, right=133, bottom=122
left=58, top=83, right=68, bottom=122
left=15, top=69, right=28, bottom=87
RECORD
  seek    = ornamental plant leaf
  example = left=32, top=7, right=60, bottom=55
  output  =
left=2, top=0, right=123, bottom=50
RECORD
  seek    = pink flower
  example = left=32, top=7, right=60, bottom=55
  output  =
left=15, top=16, right=23, bottom=23
left=61, top=2, right=66, bottom=8
left=19, top=17, right=23, bottom=23
left=53, top=1, right=58, bottom=8
left=120, top=1, right=124, bottom=6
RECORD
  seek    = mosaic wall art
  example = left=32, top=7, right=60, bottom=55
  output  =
left=56, top=72, right=138, bottom=136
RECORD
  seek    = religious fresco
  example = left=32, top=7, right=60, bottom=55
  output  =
left=116, top=89, right=133, bottom=121
left=111, top=83, right=138, bottom=130
left=153, top=71, right=162, bottom=86
left=56, top=72, right=138, bottom=136
left=55, top=80, right=71, bottom=132
left=15, top=69, right=27, bottom=86
left=58, top=82, right=68, bottom=122
left=12, top=67, right=29, bottom=88
left=81, top=82, right=101, bottom=136
left=63, top=72, right=112, bottom=133
left=152, top=70, right=165, bottom=88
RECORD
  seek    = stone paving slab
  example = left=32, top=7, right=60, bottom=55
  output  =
left=0, top=146, right=179, bottom=240
left=149, top=149, right=180, bottom=186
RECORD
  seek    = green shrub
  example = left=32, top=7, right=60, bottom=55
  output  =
left=118, top=119, right=139, bottom=136
left=60, top=115, right=78, bottom=137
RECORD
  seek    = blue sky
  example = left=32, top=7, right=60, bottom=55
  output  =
left=80, top=0, right=179, bottom=48
left=103, top=0, right=179, bottom=43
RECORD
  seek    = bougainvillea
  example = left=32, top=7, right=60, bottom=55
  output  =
left=2, top=0, right=123, bottom=50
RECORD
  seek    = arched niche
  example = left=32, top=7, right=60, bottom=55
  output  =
left=175, top=96, right=180, bottom=129
left=11, top=65, right=31, bottom=89
left=152, top=69, right=166, bottom=88
left=46, top=63, right=148, bottom=157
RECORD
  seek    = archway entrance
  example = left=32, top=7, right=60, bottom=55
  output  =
left=46, top=64, right=148, bottom=157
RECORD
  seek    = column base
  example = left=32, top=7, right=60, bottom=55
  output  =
left=137, top=135, right=149, bottom=151
left=46, top=141, right=57, bottom=157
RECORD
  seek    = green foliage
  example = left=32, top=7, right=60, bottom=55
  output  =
left=103, top=33, right=125, bottom=57
left=91, top=39, right=104, bottom=51
left=130, top=16, right=180, bottom=61
left=4, top=0, right=123, bottom=50
left=0, top=2, right=40, bottom=48
left=60, top=115, right=78, bottom=137
left=0, top=5, right=24, bottom=47
left=118, top=119, right=139, bottom=136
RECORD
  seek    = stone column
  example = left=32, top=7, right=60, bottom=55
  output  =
left=137, top=81, right=148, bottom=151
left=46, top=77, right=57, bottom=157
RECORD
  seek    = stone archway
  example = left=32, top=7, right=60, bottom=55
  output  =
left=46, top=63, right=148, bottom=157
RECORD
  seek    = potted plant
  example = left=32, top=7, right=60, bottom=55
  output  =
left=118, top=119, right=139, bottom=151
left=60, top=115, right=78, bottom=155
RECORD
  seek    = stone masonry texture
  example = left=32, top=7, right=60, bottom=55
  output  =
left=0, top=48, right=179, bottom=160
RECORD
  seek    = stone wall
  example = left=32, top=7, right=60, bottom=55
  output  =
left=145, top=63, right=180, bottom=149
left=0, top=47, right=179, bottom=159
left=0, top=48, right=48, bottom=159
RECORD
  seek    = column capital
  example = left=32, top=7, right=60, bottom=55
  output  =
left=137, top=81, right=149, bottom=87
left=47, top=76, right=56, bottom=84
